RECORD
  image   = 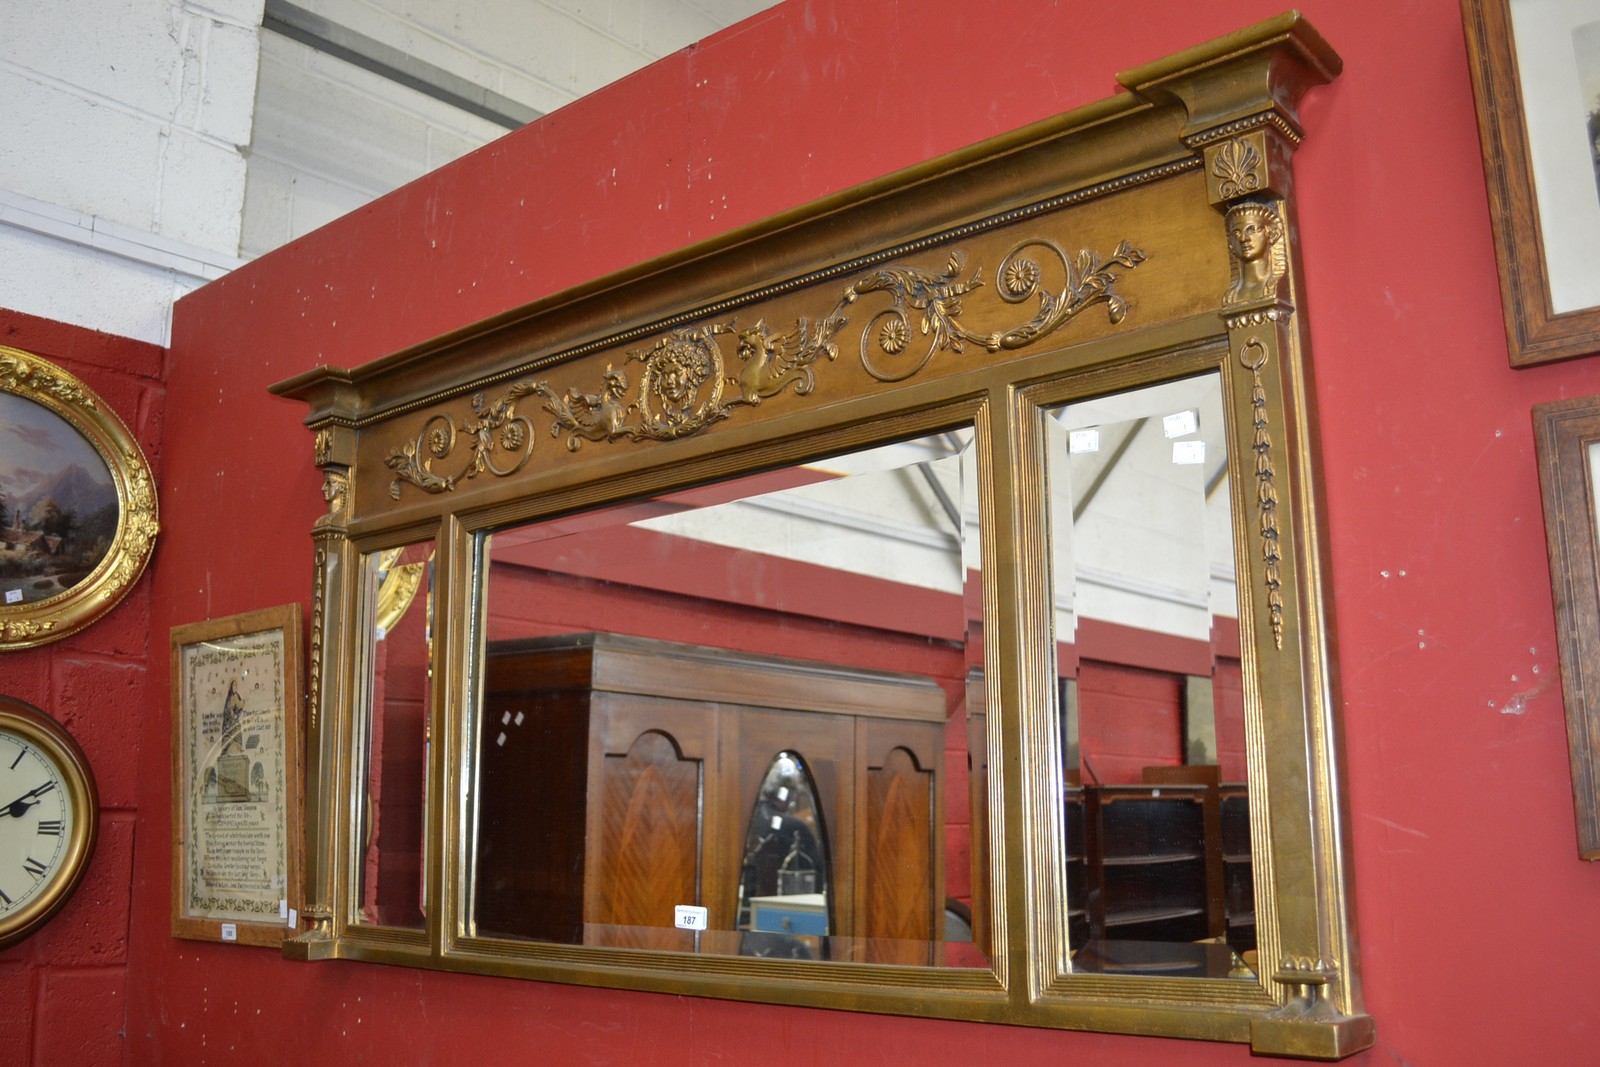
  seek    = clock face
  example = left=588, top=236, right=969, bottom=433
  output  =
left=0, top=698, right=96, bottom=949
left=0, top=733, right=74, bottom=918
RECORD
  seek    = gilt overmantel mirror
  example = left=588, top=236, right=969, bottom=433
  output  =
left=271, top=14, right=1370, bottom=1058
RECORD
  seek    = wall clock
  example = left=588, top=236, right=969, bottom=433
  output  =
left=0, top=695, right=98, bottom=948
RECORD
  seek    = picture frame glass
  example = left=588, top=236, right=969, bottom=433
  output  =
left=0, top=391, right=119, bottom=607
left=1511, top=0, right=1600, bottom=315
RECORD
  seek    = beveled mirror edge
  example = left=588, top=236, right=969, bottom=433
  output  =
left=272, top=12, right=1371, bottom=1058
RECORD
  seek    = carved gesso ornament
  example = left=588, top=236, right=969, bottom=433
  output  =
left=387, top=238, right=1145, bottom=494
left=1225, top=201, right=1287, bottom=305
left=1239, top=336, right=1285, bottom=650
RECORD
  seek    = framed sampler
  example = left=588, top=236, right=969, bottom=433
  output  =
left=170, top=604, right=304, bottom=944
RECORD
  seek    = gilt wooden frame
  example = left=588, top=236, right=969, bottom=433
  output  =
left=271, top=14, right=1371, bottom=1058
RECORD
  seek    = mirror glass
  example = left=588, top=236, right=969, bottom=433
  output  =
left=735, top=750, right=832, bottom=960
left=356, top=542, right=433, bottom=929
left=470, top=429, right=992, bottom=968
left=1043, top=373, right=1254, bottom=979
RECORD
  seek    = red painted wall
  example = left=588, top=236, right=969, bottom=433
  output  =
left=0, top=308, right=164, bottom=1065
left=107, top=0, right=1600, bottom=1063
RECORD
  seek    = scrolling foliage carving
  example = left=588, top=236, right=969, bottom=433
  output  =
left=387, top=239, right=1145, bottom=493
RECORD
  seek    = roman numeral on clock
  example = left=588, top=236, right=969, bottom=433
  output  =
left=37, top=820, right=62, bottom=836
left=8, top=749, right=21, bottom=770
left=22, top=857, right=47, bottom=879
left=0, top=887, right=11, bottom=906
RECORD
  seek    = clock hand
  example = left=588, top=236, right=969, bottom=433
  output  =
left=0, top=784, right=53, bottom=819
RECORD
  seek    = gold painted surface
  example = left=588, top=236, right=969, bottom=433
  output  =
left=270, top=13, right=1369, bottom=1058
left=0, top=346, right=158, bottom=650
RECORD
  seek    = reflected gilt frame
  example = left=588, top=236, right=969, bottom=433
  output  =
left=1463, top=0, right=1600, bottom=366
left=170, top=604, right=305, bottom=945
left=271, top=14, right=1370, bottom=1058
left=0, top=346, right=158, bottom=648
left=1534, top=396, right=1600, bottom=858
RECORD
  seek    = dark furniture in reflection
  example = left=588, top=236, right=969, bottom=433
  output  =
left=475, top=632, right=947, bottom=962
left=1076, top=778, right=1255, bottom=956
left=1084, top=784, right=1213, bottom=944
left=1220, top=783, right=1255, bottom=954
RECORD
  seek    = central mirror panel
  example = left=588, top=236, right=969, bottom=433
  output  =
left=1042, top=372, right=1254, bottom=980
left=469, top=429, right=991, bottom=968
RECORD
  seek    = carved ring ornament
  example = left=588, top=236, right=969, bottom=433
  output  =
left=270, top=14, right=1370, bottom=1060
left=385, top=240, right=1145, bottom=497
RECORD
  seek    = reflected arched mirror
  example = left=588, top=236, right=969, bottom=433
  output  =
left=735, top=750, right=832, bottom=960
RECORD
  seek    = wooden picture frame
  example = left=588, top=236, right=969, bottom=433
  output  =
left=1463, top=0, right=1600, bottom=366
left=1534, top=396, right=1600, bottom=859
left=171, top=604, right=305, bottom=943
left=0, top=345, right=159, bottom=648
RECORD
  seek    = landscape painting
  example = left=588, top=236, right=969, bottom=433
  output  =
left=0, top=391, right=118, bottom=606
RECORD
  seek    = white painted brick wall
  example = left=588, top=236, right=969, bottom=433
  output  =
left=0, top=0, right=262, bottom=343
left=1, top=0, right=773, bottom=341
left=240, top=0, right=771, bottom=258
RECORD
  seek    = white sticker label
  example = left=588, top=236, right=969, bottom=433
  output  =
left=674, top=905, right=708, bottom=931
left=770, top=815, right=783, bottom=830
left=1068, top=429, right=1100, bottom=453
left=279, top=898, right=288, bottom=917
left=220, top=923, right=238, bottom=941
left=288, top=908, right=299, bottom=928
left=4, top=589, right=20, bottom=605
left=1163, top=409, right=1199, bottom=438
left=1172, top=440, right=1206, bottom=465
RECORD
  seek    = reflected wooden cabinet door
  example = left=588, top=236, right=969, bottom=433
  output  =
left=475, top=632, right=946, bottom=958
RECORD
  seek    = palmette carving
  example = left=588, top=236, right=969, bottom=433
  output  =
left=1212, top=138, right=1266, bottom=199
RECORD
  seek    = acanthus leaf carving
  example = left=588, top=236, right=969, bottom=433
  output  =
left=386, top=238, right=1145, bottom=493
left=385, top=383, right=538, bottom=497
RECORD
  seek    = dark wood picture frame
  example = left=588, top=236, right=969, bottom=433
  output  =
left=1462, top=0, right=1600, bottom=366
left=170, top=604, right=305, bottom=943
left=1535, top=396, right=1600, bottom=859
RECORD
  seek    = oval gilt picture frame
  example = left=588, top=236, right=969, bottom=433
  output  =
left=0, top=345, right=158, bottom=649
